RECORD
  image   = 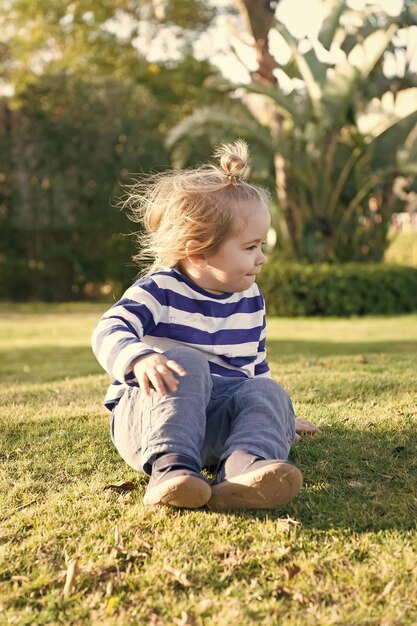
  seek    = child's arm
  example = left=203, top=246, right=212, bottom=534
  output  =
left=254, top=306, right=271, bottom=378
left=91, top=279, right=168, bottom=389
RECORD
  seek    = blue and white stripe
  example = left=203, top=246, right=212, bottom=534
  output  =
left=92, top=269, right=270, bottom=410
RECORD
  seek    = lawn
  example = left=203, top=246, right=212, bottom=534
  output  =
left=1, top=304, right=416, bottom=625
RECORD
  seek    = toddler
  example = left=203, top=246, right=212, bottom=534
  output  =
left=92, top=140, right=308, bottom=511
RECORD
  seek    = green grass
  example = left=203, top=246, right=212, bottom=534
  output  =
left=1, top=305, right=416, bottom=625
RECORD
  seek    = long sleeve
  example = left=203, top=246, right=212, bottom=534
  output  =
left=254, top=303, right=271, bottom=378
left=92, top=270, right=270, bottom=411
left=91, top=278, right=165, bottom=384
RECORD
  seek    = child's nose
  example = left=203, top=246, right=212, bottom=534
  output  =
left=256, top=250, right=266, bottom=265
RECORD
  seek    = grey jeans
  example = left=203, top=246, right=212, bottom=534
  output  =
left=111, top=347, right=296, bottom=475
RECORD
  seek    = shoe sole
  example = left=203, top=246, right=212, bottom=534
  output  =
left=208, top=462, right=303, bottom=511
left=143, top=475, right=212, bottom=509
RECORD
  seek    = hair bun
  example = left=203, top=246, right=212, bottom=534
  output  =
left=214, top=139, right=251, bottom=180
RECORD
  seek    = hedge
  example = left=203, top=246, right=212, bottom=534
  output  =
left=257, top=261, right=417, bottom=316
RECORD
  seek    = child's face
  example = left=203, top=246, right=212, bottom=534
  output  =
left=198, top=201, right=271, bottom=294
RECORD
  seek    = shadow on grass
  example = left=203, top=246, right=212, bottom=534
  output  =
left=5, top=411, right=416, bottom=533
left=2, top=338, right=416, bottom=533
left=221, top=424, right=417, bottom=533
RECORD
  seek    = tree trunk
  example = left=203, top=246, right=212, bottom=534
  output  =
left=234, top=0, right=293, bottom=249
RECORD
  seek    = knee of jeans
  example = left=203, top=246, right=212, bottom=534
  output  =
left=164, top=346, right=210, bottom=378
left=242, top=377, right=294, bottom=412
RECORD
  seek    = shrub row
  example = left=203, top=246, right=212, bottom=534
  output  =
left=257, top=262, right=417, bottom=316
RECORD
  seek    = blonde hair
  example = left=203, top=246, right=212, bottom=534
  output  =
left=125, top=140, right=270, bottom=274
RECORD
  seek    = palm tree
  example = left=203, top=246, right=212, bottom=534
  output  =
left=167, top=0, right=417, bottom=263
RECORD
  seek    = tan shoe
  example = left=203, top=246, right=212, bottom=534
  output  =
left=144, top=453, right=212, bottom=508
left=208, top=452, right=302, bottom=511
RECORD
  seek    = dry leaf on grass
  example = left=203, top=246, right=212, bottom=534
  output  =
left=113, top=526, right=148, bottom=560
left=164, top=564, right=193, bottom=588
left=378, top=579, right=395, bottom=599
left=63, top=559, right=79, bottom=599
left=104, top=481, right=136, bottom=492
left=348, top=480, right=363, bottom=488
left=272, top=584, right=311, bottom=607
left=173, top=611, right=197, bottom=626
left=198, top=599, right=213, bottom=611
left=355, top=354, right=369, bottom=363
left=146, top=610, right=165, bottom=626
left=114, top=544, right=148, bottom=559
left=14, top=498, right=37, bottom=512
left=86, top=563, right=118, bottom=583
left=275, top=517, right=301, bottom=531
left=292, top=590, right=310, bottom=607
left=284, top=564, right=301, bottom=581
left=272, top=585, right=292, bottom=599
left=11, top=575, right=29, bottom=583
left=379, top=474, right=393, bottom=481
left=105, top=580, right=113, bottom=597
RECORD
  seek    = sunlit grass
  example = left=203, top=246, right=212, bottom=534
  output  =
left=1, top=305, right=416, bottom=625
left=385, top=230, right=417, bottom=267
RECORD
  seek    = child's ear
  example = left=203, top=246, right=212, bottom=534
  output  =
left=185, top=240, right=208, bottom=267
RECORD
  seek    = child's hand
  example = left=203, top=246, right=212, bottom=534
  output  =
left=294, top=417, right=320, bottom=441
left=132, top=353, right=187, bottom=398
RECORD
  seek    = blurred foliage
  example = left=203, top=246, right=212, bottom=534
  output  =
left=2, top=0, right=417, bottom=301
left=0, top=0, right=217, bottom=89
left=168, top=1, right=417, bottom=264
left=385, top=229, right=417, bottom=267
left=258, top=260, right=417, bottom=316
left=0, top=0, right=223, bottom=300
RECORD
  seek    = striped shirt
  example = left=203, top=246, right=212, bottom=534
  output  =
left=91, top=268, right=270, bottom=410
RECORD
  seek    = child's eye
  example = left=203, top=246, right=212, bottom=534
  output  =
left=246, top=242, right=266, bottom=251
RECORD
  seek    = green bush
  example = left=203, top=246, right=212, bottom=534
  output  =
left=0, top=55, right=222, bottom=302
left=257, top=261, right=417, bottom=316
